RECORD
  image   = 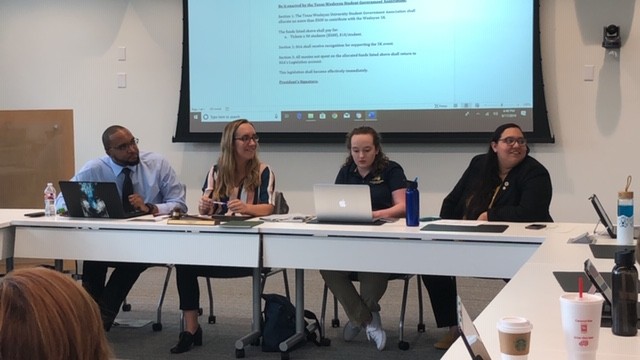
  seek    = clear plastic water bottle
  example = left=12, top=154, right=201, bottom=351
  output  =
left=405, top=179, right=419, bottom=227
left=617, top=189, right=634, bottom=245
left=44, top=182, right=56, bottom=217
left=611, top=249, right=638, bottom=336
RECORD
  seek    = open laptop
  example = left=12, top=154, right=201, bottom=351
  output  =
left=457, top=296, right=492, bottom=360
left=312, top=184, right=382, bottom=224
left=589, top=194, right=640, bottom=239
left=584, top=259, right=640, bottom=321
left=552, top=259, right=640, bottom=328
left=59, top=181, right=145, bottom=219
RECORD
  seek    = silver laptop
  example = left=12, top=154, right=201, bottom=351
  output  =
left=313, top=184, right=375, bottom=224
left=588, top=194, right=640, bottom=239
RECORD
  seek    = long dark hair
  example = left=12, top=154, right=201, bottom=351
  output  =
left=464, top=123, right=527, bottom=219
left=343, top=126, right=389, bottom=176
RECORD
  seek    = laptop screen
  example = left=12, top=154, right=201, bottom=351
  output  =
left=589, top=194, right=640, bottom=239
left=589, top=194, right=616, bottom=238
left=457, top=296, right=492, bottom=360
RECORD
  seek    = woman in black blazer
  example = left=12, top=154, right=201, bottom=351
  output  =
left=424, top=123, right=552, bottom=350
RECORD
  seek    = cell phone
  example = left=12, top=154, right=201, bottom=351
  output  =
left=525, top=223, right=546, bottom=230
left=24, top=211, right=45, bottom=217
left=584, top=258, right=612, bottom=306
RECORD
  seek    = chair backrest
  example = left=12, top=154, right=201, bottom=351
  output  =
left=274, top=191, right=289, bottom=215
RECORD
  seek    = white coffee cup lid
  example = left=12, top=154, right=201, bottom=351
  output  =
left=497, top=316, right=532, bottom=333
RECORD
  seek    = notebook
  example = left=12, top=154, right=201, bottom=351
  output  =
left=312, top=184, right=381, bottom=224
left=59, top=181, right=145, bottom=219
left=457, top=296, right=492, bottom=360
left=589, top=194, right=640, bottom=239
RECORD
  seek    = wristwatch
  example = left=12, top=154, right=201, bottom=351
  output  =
left=145, top=203, right=156, bottom=215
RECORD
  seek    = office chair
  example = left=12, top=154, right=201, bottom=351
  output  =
left=75, top=260, right=173, bottom=331
left=181, top=191, right=290, bottom=329
left=203, top=268, right=290, bottom=324
left=320, top=273, right=425, bottom=350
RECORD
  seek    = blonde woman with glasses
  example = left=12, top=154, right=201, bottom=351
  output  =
left=171, top=119, right=276, bottom=354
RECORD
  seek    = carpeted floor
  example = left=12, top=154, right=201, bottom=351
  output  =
left=106, top=267, right=505, bottom=360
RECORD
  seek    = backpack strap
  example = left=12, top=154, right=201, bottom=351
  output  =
left=303, top=309, right=329, bottom=346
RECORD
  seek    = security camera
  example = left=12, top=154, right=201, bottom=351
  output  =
left=602, top=24, right=621, bottom=49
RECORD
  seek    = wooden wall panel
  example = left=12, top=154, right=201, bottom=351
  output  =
left=0, top=110, right=74, bottom=208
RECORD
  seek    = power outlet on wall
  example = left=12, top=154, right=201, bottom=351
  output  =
left=117, top=73, right=127, bottom=88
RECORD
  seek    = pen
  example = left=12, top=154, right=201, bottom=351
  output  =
left=212, top=201, right=227, bottom=205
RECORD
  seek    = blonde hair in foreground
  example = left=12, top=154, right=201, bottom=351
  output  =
left=0, top=267, right=112, bottom=360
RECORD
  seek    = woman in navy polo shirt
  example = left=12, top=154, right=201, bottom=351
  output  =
left=320, top=126, right=407, bottom=351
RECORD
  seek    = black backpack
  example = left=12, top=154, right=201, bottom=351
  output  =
left=261, top=293, right=330, bottom=352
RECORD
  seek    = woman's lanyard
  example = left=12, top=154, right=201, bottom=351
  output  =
left=488, top=185, right=501, bottom=210
left=488, top=180, right=509, bottom=209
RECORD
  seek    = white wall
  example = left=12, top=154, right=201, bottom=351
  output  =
left=1, top=0, right=638, bottom=223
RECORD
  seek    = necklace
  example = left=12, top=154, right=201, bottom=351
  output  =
left=488, top=180, right=510, bottom=209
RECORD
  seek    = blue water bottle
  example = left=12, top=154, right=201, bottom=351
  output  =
left=406, top=178, right=419, bottom=227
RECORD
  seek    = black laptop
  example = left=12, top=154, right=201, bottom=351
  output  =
left=589, top=194, right=640, bottom=238
left=552, top=259, right=640, bottom=329
left=457, top=296, right=492, bottom=360
left=59, top=181, right=145, bottom=219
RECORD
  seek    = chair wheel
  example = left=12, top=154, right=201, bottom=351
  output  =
left=398, top=341, right=410, bottom=350
left=122, top=303, right=131, bottom=312
left=320, top=338, right=331, bottom=346
left=209, top=315, right=216, bottom=324
left=331, top=319, right=340, bottom=328
left=235, top=348, right=245, bottom=358
left=152, top=322, right=162, bottom=331
left=280, top=351, right=290, bottom=360
left=417, top=323, right=426, bottom=332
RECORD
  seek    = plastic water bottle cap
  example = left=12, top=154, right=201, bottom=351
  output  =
left=615, top=249, right=636, bottom=267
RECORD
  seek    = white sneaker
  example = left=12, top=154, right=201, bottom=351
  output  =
left=343, top=321, right=362, bottom=341
left=366, top=312, right=386, bottom=351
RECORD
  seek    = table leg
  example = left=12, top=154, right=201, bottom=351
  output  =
left=235, top=267, right=262, bottom=351
left=5, top=257, right=13, bottom=272
left=278, top=268, right=306, bottom=352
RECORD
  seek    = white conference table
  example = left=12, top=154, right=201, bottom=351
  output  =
left=0, top=209, right=27, bottom=271
left=4, top=210, right=264, bottom=354
left=3, top=211, right=637, bottom=358
left=0, top=212, right=552, bottom=356
left=259, top=219, right=546, bottom=277
left=258, top=219, right=552, bottom=353
left=441, top=223, right=640, bottom=360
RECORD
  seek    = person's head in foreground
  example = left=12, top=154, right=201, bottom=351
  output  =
left=0, top=267, right=112, bottom=360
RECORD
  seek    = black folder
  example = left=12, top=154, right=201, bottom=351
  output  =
left=420, top=223, right=508, bottom=233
